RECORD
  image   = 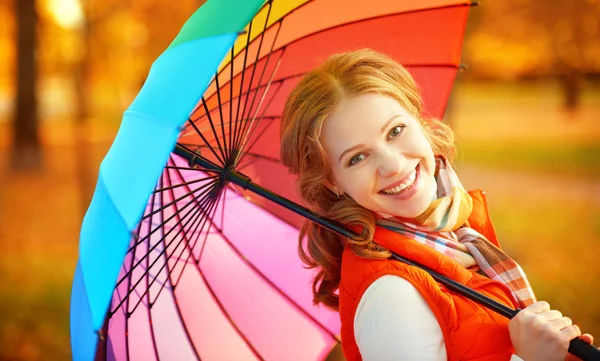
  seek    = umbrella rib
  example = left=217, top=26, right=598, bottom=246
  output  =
left=188, top=112, right=279, bottom=130
left=174, top=174, right=223, bottom=267
left=176, top=142, right=230, bottom=157
left=240, top=152, right=280, bottom=164
left=125, top=204, right=150, bottom=361
left=146, top=173, right=221, bottom=361
left=116, top=181, right=217, bottom=317
left=235, top=1, right=272, bottom=148
left=232, top=1, right=276, bottom=156
left=235, top=155, right=261, bottom=174
left=186, top=112, right=226, bottom=166
left=236, top=118, right=277, bottom=168
left=239, top=6, right=277, bottom=127
left=102, top=220, right=144, bottom=361
left=228, top=42, right=238, bottom=166
left=199, top=202, right=341, bottom=342
left=235, top=82, right=283, bottom=167
left=230, top=21, right=253, bottom=161
left=139, top=176, right=218, bottom=223
left=164, top=167, right=223, bottom=288
left=146, top=160, right=220, bottom=284
left=213, top=72, right=230, bottom=162
left=153, top=175, right=218, bottom=193
left=200, top=97, right=228, bottom=163
left=176, top=142, right=223, bottom=172
left=125, top=187, right=215, bottom=316
left=165, top=165, right=220, bottom=173
left=233, top=38, right=281, bottom=155
left=162, top=165, right=267, bottom=359
left=236, top=57, right=281, bottom=162
left=219, top=187, right=227, bottom=231
left=168, top=163, right=225, bottom=248
left=188, top=80, right=282, bottom=127
left=145, top=179, right=162, bottom=361
left=115, top=179, right=218, bottom=291
left=171, top=191, right=221, bottom=288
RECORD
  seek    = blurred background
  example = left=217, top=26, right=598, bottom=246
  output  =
left=0, top=0, right=598, bottom=360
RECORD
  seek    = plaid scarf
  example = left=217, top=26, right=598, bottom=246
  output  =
left=376, top=157, right=536, bottom=308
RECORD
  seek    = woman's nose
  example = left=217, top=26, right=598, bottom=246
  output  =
left=377, top=150, right=404, bottom=178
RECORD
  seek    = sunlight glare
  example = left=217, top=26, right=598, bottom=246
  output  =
left=46, top=0, right=84, bottom=29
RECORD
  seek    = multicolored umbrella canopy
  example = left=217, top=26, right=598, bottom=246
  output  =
left=70, top=0, right=472, bottom=360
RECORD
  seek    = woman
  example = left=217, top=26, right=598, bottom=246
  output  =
left=279, top=49, right=595, bottom=361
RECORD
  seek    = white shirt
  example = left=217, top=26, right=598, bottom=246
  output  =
left=354, top=275, right=524, bottom=361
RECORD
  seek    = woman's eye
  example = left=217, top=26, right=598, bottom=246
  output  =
left=388, top=125, right=405, bottom=139
left=348, top=154, right=365, bottom=167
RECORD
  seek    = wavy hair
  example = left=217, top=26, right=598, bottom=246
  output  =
left=279, top=49, right=456, bottom=311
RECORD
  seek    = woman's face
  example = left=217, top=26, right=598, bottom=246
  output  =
left=320, top=93, right=437, bottom=219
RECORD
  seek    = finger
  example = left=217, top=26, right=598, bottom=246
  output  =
left=526, top=301, right=551, bottom=314
left=548, top=316, right=572, bottom=331
left=580, top=333, right=593, bottom=344
left=560, top=325, right=582, bottom=341
left=541, top=310, right=563, bottom=322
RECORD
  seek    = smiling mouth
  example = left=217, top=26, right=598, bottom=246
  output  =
left=379, top=165, right=419, bottom=195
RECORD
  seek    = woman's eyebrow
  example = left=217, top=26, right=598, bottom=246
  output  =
left=338, top=114, right=404, bottom=164
left=338, top=144, right=365, bottom=164
left=380, top=114, right=403, bottom=134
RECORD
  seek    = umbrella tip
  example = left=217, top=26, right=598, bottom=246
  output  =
left=470, top=1, right=480, bottom=6
left=459, top=64, right=469, bottom=71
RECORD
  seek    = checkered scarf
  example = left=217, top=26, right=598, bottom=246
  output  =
left=376, top=157, right=536, bottom=308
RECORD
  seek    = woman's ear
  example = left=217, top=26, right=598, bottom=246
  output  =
left=323, top=179, right=342, bottom=197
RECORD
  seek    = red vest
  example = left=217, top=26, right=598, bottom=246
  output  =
left=338, top=190, right=520, bottom=361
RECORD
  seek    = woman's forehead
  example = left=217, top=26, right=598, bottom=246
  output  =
left=323, top=95, right=409, bottom=136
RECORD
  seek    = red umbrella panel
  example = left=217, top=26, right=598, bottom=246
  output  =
left=179, top=0, right=471, bottom=228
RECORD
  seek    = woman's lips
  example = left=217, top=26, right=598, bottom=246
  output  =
left=379, top=164, right=421, bottom=200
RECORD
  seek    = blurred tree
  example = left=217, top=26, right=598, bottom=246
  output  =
left=12, top=0, right=41, bottom=170
left=463, top=0, right=600, bottom=110
left=532, top=0, right=600, bottom=110
left=0, top=2, right=14, bottom=94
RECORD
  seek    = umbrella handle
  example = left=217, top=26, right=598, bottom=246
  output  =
left=512, top=308, right=600, bottom=361
left=568, top=337, right=600, bottom=361
left=569, top=337, right=600, bottom=361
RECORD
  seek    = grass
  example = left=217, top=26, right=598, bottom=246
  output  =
left=456, top=141, right=600, bottom=178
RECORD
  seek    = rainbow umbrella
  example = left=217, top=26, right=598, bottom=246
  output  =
left=71, top=0, right=477, bottom=360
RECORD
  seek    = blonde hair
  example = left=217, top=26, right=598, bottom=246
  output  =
left=279, top=49, right=456, bottom=311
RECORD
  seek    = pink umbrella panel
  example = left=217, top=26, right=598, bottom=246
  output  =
left=103, top=155, right=341, bottom=361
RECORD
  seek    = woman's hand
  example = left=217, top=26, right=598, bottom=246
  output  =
left=508, top=301, right=582, bottom=361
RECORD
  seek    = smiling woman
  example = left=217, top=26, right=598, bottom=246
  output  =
left=279, top=49, right=596, bottom=361
left=321, top=93, right=438, bottom=219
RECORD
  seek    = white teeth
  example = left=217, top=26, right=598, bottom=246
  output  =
left=382, top=170, right=416, bottom=195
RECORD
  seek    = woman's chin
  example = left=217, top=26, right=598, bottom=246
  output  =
left=379, top=192, right=432, bottom=219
